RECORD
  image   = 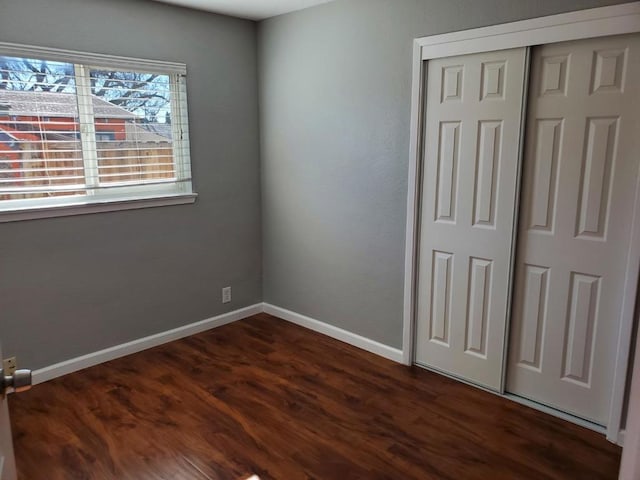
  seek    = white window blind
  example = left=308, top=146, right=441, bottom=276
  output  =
left=0, top=43, right=193, bottom=219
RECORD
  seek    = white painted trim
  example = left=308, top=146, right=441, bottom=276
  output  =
left=403, top=1, right=640, bottom=443
left=608, top=173, right=640, bottom=441
left=619, top=312, right=640, bottom=477
left=0, top=193, right=197, bottom=223
left=32, top=303, right=262, bottom=384
left=263, top=304, right=404, bottom=364
left=401, top=40, right=425, bottom=366
left=33, top=303, right=405, bottom=385
left=0, top=42, right=186, bottom=75
left=417, top=2, right=640, bottom=59
left=500, top=47, right=531, bottom=394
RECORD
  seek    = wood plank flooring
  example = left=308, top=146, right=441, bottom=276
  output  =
left=10, top=313, right=621, bottom=479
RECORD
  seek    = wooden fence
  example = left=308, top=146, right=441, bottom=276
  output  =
left=0, top=140, right=174, bottom=201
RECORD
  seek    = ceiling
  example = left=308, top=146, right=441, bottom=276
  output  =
left=151, top=0, right=337, bottom=20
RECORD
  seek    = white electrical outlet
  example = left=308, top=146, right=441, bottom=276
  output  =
left=222, top=286, right=232, bottom=304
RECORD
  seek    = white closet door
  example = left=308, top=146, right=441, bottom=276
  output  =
left=507, top=34, right=640, bottom=425
left=415, top=48, right=527, bottom=391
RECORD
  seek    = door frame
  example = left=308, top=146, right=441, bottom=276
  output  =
left=402, top=1, right=640, bottom=444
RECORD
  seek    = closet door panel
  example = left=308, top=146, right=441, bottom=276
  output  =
left=507, top=34, right=640, bottom=425
left=415, top=48, right=527, bottom=391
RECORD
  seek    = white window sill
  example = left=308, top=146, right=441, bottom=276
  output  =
left=0, top=193, right=198, bottom=223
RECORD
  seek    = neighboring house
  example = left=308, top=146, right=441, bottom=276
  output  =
left=125, top=122, right=172, bottom=143
left=136, top=122, right=172, bottom=140
left=0, top=90, right=137, bottom=143
left=0, top=90, right=171, bottom=186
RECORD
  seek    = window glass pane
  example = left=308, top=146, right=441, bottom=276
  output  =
left=89, top=69, right=175, bottom=186
left=0, top=56, right=84, bottom=201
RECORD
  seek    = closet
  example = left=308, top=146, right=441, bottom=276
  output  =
left=414, top=33, right=640, bottom=427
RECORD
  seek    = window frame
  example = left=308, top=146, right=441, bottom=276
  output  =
left=0, top=42, right=196, bottom=223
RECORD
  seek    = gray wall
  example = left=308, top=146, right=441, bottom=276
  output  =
left=258, top=0, right=629, bottom=348
left=0, top=0, right=262, bottom=369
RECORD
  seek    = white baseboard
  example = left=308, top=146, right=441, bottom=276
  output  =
left=28, top=299, right=626, bottom=446
left=618, top=429, right=625, bottom=447
left=262, top=303, right=404, bottom=363
left=32, top=302, right=405, bottom=385
left=32, top=303, right=263, bottom=385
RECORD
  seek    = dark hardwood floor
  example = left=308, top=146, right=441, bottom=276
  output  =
left=10, top=313, right=621, bottom=479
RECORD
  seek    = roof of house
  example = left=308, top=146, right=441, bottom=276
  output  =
left=125, top=123, right=172, bottom=143
left=139, top=123, right=173, bottom=139
left=0, top=123, right=81, bottom=143
left=0, top=90, right=137, bottom=119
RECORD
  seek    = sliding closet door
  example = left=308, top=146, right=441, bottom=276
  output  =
left=507, top=34, right=640, bottom=425
left=415, top=48, right=527, bottom=391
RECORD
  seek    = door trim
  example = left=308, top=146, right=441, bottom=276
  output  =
left=403, top=1, right=640, bottom=444
left=499, top=47, right=531, bottom=395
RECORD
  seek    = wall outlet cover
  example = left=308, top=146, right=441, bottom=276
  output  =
left=222, top=286, right=232, bottom=304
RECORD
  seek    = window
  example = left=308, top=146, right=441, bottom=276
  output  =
left=0, top=44, right=194, bottom=221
